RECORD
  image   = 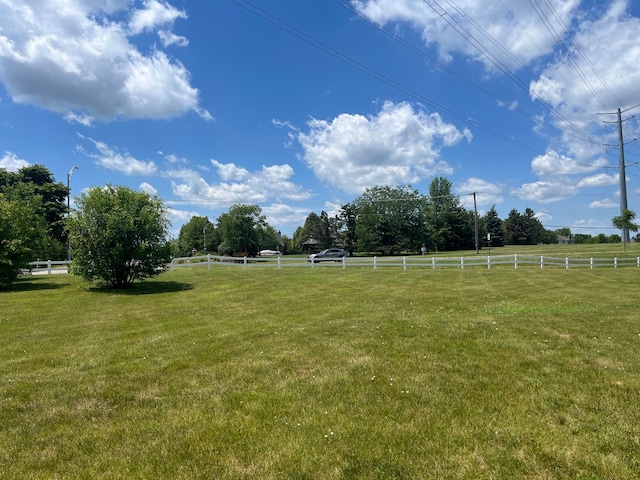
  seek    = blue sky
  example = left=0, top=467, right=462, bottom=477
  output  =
left=2, top=0, right=640, bottom=238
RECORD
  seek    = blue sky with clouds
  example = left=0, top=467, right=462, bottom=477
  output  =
left=2, top=0, right=640, bottom=238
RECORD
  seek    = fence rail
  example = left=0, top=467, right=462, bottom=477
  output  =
left=26, top=260, right=71, bottom=274
left=25, top=254, right=640, bottom=275
left=169, top=254, right=640, bottom=271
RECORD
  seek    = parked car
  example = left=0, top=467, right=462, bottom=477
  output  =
left=307, top=248, right=348, bottom=262
left=258, top=249, right=281, bottom=256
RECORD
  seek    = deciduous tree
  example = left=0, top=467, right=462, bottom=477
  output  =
left=178, top=216, right=217, bottom=255
left=217, top=204, right=275, bottom=256
left=0, top=191, right=47, bottom=287
left=68, top=185, right=171, bottom=288
left=0, top=165, right=68, bottom=259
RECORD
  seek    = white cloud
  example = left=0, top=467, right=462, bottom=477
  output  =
left=589, top=198, right=618, bottom=209
left=512, top=181, right=578, bottom=203
left=129, top=0, right=187, bottom=35
left=535, top=212, right=552, bottom=224
left=352, top=0, right=580, bottom=71
left=77, top=135, right=157, bottom=175
left=139, top=182, right=158, bottom=195
left=531, top=150, right=605, bottom=176
left=529, top=1, right=640, bottom=163
left=294, top=101, right=470, bottom=194
left=158, top=30, right=189, bottom=48
left=0, top=0, right=208, bottom=121
left=577, top=173, right=619, bottom=188
left=211, top=160, right=249, bottom=182
left=456, top=177, right=504, bottom=208
left=64, top=112, right=94, bottom=126
left=168, top=163, right=312, bottom=207
left=0, top=151, right=30, bottom=171
left=261, top=203, right=312, bottom=232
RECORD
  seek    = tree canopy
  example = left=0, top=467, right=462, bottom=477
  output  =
left=177, top=216, right=217, bottom=255
left=68, top=185, right=171, bottom=288
left=0, top=192, right=47, bottom=287
left=217, top=204, right=277, bottom=256
left=341, top=185, right=428, bottom=255
left=0, top=165, right=68, bottom=259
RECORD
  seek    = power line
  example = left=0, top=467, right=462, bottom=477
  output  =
left=421, top=0, right=607, bottom=150
left=228, top=0, right=545, bottom=154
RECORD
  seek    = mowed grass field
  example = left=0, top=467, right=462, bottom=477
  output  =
left=2, top=247, right=640, bottom=479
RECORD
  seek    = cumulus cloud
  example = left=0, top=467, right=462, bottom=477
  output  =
left=531, top=150, right=605, bottom=176
left=139, top=182, right=158, bottom=195
left=211, top=160, right=249, bottom=182
left=76, top=135, right=158, bottom=175
left=456, top=177, right=504, bottom=208
left=0, top=151, right=30, bottom=171
left=0, top=0, right=208, bottom=121
left=168, top=163, right=312, bottom=207
left=589, top=198, right=618, bottom=209
left=577, top=173, right=619, bottom=188
left=512, top=181, right=578, bottom=203
left=352, top=0, right=579, bottom=71
left=129, top=0, right=187, bottom=35
left=293, top=101, right=470, bottom=194
left=529, top=1, right=640, bottom=163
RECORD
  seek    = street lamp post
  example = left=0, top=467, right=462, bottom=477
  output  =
left=203, top=225, right=207, bottom=252
left=67, top=166, right=79, bottom=261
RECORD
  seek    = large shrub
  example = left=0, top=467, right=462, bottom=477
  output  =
left=68, top=185, right=171, bottom=288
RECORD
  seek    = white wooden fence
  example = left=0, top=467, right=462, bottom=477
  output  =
left=25, top=254, right=640, bottom=275
left=26, top=260, right=71, bottom=274
left=169, top=254, right=640, bottom=271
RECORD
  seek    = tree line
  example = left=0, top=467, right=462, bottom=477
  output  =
left=1, top=165, right=635, bottom=288
left=176, top=178, right=568, bottom=257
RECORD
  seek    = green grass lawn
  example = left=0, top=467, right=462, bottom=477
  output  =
left=2, top=257, right=640, bottom=478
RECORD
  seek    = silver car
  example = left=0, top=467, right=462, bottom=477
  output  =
left=307, top=248, right=348, bottom=262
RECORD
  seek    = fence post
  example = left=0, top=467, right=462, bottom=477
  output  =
left=47, top=259, right=52, bottom=274
left=540, top=256, right=544, bottom=269
left=243, top=256, right=247, bottom=269
left=566, top=257, right=569, bottom=270
left=342, top=257, right=346, bottom=269
left=590, top=258, right=594, bottom=269
left=637, top=257, right=640, bottom=268
left=373, top=256, right=377, bottom=271
left=460, top=257, right=464, bottom=270
left=614, top=257, right=618, bottom=268
left=514, top=254, right=518, bottom=269
left=207, top=254, right=211, bottom=270
left=403, top=257, right=407, bottom=271
left=278, top=256, right=282, bottom=269
left=432, top=257, right=436, bottom=270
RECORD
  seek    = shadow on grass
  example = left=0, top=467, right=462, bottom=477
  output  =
left=89, top=281, right=194, bottom=295
left=2, top=277, right=66, bottom=293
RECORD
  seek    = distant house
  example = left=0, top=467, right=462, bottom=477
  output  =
left=558, top=235, right=573, bottom=244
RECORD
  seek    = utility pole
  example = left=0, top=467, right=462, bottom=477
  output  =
left=601, top=107, right=636, bottom=246
left=67, top=166, right=79, bottom=261
left=472, top=192, right=479, bottom=254
left=616, top=108, right=629, bottom=244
